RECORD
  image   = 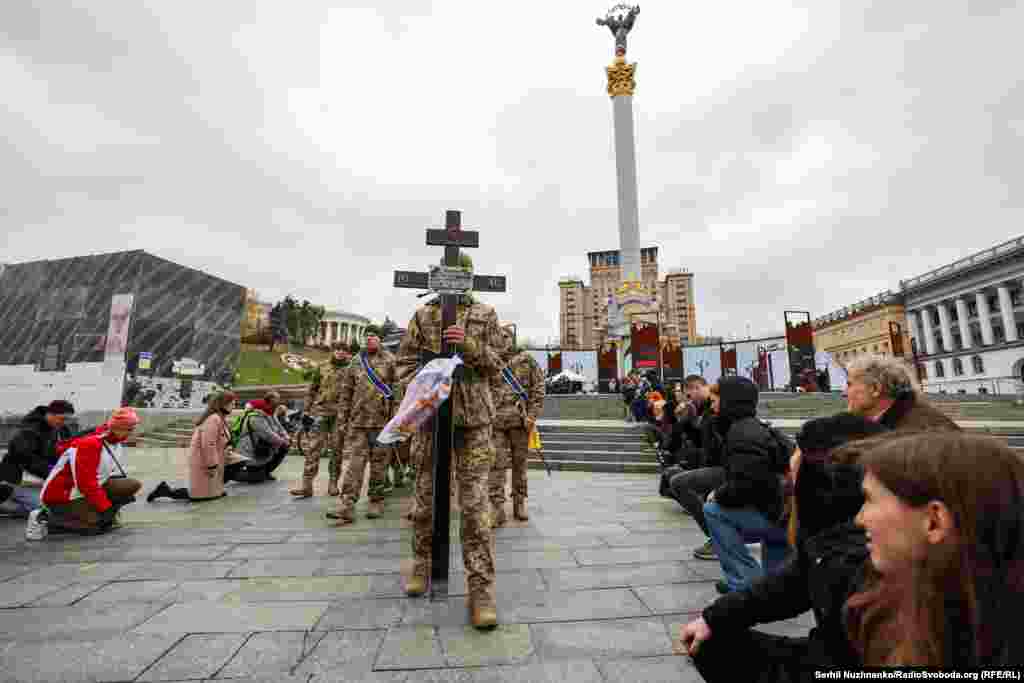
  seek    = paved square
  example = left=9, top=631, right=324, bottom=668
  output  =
left=0, top=446, right=813, bottom=681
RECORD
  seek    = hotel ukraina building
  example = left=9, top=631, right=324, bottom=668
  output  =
left=816, top=235, right=1024, bottom=395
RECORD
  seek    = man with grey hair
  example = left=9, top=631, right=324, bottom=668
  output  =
left=844, top=355, right=958, bottom=432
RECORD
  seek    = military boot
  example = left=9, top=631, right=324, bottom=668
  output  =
left=491, top=500, right=507, bottom=527
left=513, top=496, right=529, bottom=521
left=327, top=480, right=340, bottom=497
left=366, top=500, right=384, bottom=519
left=406, top=558, right=429, bottom=597
left=326, top=504, right=354, bottom=525
left=469, top=583, right=498, bottom=630
left=290, top=479, right=314, bottom=498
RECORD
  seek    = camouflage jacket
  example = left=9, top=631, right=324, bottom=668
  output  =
left=336, top=350, right=399, bottom=429
left=491, top=350, right=546, bottom=431
left=306, top=361, right=348, bottom=419
left=396, top=299, right=507, bottom=429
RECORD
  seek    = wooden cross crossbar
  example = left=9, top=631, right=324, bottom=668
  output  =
left=392, top=209, right=507, bottom=601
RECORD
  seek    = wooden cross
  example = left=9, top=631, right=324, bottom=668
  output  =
left=393, top=209, right=507, bottom=600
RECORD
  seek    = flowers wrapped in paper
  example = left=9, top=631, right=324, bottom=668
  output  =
left=376, top=355, right=463, bottom=445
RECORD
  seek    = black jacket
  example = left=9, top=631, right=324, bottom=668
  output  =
left=0, top=407, right=68, bottom=484
left=703, top=454, right=869, bottom=673
left=712, top=377, right=782, bottom=521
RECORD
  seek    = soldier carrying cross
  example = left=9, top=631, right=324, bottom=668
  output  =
left=393, top=210, right=508, bottom=630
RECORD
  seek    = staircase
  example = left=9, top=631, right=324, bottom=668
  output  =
left=529, top=424, right=656, bottom=474
left=132, top=418, right=197, bottom=449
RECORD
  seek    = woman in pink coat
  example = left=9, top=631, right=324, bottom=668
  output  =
left=146, top=391, right=237, bottom=503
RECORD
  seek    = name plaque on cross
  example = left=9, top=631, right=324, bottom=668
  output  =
left=427, top=265, right=474, bottom=295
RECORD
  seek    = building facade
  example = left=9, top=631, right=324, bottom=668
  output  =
left=558, top=247, right=696, bottom=349
left=812, top=291, right=912, bottom=366
left=308, top=310, right=372, bottom=349
left=0, top=250, right=245, bottom=413
left=901, top=235, right=1024, bottom=395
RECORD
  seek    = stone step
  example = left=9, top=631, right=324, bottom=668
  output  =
left=540, top=449, right=655, bottom=464
left=527, top=458, right=657, bottom=474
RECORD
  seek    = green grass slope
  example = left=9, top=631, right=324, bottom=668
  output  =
left=235, top=344, right=333, bottom=386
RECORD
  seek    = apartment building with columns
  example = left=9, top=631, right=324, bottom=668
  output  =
left=901, top=235, right=1024, bottom=395
left=308, top=309, right=372, bottom=349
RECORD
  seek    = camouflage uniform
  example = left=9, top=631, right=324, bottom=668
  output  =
left=300, top=360, right=347, bottom=489
left=333, top=349, right=399, bottom=519
left=488, top=344, right=545, bottom=519
left=396, top=297, right=507, bottom=606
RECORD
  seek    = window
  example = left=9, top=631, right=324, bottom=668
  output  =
left=994, top=325, right=1005, bottom=343
left=934, top=360, right=945, bottom=378
left=1013, top=289, right=1023, bottom=307
left=979, top=387, right=989, bottom=395
left=39, top=343, right=65, bottom=372
left=953, top=358, right=964, bottom=376
left=1018, top=322, right=1024, bottom=340
left=989, top=295, right=1001, bottom=314
left=972, top=355, right=984, bottom=374
left=968, top=302, right=978, bottom=318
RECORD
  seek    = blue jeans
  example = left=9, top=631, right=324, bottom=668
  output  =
left=704, top=500, right=789, bottom=592
left=0, top=486, right=41, bottom=516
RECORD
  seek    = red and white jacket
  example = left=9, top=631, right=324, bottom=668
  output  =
left=41, top=432, right=126, bottom=513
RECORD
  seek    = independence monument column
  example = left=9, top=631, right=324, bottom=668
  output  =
left=597, top=5, right=650, bottom=374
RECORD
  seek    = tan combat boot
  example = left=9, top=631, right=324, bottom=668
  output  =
left=289, top=480, right=313, bottom=498
left=491, top=500, right=507, bottom=527
left=326, top=504, right=354, bottom=525
left=366, top=500, right=384, bottom=519
left=406, top=558, right=429, bottom=596
left=469, top=584, right=498, bottom=630
left=513, top=496, right=529, bottom=521
left=327, top=479, right=340, bottom=497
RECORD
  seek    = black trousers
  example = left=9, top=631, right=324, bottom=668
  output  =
left=668, top=466, right=726, bottom=536
left=693, top=629, right=809, bottom=683
left=226, top=445, right=289, bottom=483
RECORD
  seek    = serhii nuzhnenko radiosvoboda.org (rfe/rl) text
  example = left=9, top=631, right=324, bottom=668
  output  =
left=814, top=671, right=1023, bottom=681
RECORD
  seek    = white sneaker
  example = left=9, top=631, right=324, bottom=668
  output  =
left=25, top=509, right=48, bottom=541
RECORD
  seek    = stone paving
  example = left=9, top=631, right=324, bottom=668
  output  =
left=0, top=447, right=813, bottom=682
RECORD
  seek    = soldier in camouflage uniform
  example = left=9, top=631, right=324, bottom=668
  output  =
left=290, top=347, right=351, bottom=498
left=396, top=255, right=508, bottom=630
left=327, top=326, right=398, bottom=525
left=488, top=326, right=545, bottom=524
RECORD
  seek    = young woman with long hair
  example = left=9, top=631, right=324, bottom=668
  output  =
left=147, top=390, right=238, bottom=503
left=848, top=431, right=1023, bottom=667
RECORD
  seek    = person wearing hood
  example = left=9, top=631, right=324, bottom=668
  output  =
left=702, top=376, right=788, bottom=593
left=0, top=400, right=75, bottom=516
left=233, top=392, right=291, bottom=482
left=680, top=413, right=889, bottom=680
left=31, top=407, right=142, bottom=539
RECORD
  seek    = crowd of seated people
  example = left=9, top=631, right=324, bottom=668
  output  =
left=664, top=354, right=1022, bottom=673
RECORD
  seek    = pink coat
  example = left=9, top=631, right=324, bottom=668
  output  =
left=189, top=413, right=229, bottom=500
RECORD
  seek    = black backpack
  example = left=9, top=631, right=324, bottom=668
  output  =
left=759, top=420, right=796, bottom=474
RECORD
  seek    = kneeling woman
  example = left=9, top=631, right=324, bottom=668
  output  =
left=37, top=407, right=143, bottom=536
left=148, top=391, right=237, bottom=503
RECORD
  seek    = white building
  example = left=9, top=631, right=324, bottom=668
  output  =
left=901, top=235, right=1024, bottom=395
left=308, top=310, right=372, bottom=348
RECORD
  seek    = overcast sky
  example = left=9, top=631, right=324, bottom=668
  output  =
left=3, top=1, right=1022, bottom=344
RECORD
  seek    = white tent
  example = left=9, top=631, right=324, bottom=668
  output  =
left=549, top=370, right=586, bottom=383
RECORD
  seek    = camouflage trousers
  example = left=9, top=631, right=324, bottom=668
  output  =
left=337, top=427, right=390, bottom=511
left=411, top=425, right=496, bottom=592
left=300, top=428, right=342, bottom=484
left=488, top=427, right=529, bottom=506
